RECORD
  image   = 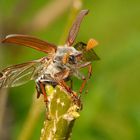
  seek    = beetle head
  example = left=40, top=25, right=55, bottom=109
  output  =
left=54, top=46, right=82, bottom=66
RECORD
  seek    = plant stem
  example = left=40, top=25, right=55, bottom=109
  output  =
left=40, top=85, right=81, bottom=140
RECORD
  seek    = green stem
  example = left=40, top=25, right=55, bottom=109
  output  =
left=40, top=85, right=81, bottom=140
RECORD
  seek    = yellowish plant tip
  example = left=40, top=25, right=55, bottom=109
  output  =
left=45, top=85, right=54, bottom=95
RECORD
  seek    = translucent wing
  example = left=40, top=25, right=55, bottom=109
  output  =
left=66, top=10, right=89, bottom=46
left=74, top=42, right=100, bottom=61
left=0, top=59, right=43, bottom=88
left=1, top=34, right=57, bottom=54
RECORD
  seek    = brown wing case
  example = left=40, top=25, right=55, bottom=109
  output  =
left=66, top=10, right=89, bottom=46
left=1, top=34, right=57, bottom=54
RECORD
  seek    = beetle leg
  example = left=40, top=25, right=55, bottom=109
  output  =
left=79, top=63, right=92, bottom=93
left=36, top=82, right=41, bottom=98
left=39, top=82, right=48, bottom=103
left=59, top=80, right=78, bottom=99
left=36, top=81, right=48, bottom=103
left=87, top=63, right=92, bottom=79
left=60, top=80, right=72, bottom=93
left=79, top=77, right=86, bottom=93
left=54, top=69, right=78, bottom=100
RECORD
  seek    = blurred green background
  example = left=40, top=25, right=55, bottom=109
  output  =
left=0, top=0, right=140, bottom=140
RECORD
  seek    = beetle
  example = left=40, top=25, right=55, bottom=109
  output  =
left=0, top=10, right=99, bottom=103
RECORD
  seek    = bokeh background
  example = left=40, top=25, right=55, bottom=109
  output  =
left=0, top=0, right=140, bottom=140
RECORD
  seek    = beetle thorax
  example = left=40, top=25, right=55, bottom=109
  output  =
left=54, top=46, right=81, bottom=64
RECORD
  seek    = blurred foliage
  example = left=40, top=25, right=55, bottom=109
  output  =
left=0, top=0, right=140, bottom=140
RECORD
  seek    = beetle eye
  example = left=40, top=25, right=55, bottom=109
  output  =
left=69, top=55, right=76, bottom=64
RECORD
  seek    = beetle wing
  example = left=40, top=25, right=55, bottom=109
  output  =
left=0, top=59, right=43, bottom=88
left=74, top=42, right=100, bottom=61
left=66, top=10, right=89, bottom=46
left=1, top=34, right=57, bottom=54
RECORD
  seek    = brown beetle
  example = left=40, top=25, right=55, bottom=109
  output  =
left=0, top=10, right=99, bottom=102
